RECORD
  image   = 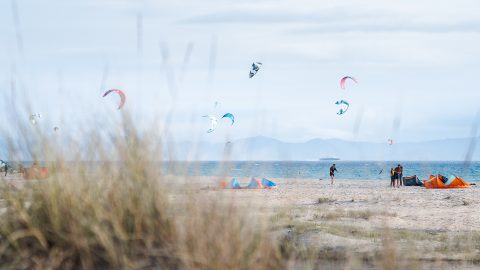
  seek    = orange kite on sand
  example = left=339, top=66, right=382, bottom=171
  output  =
left=22, top=165, right=49, bottom=180
left=424, top=175, right=471, bottom=189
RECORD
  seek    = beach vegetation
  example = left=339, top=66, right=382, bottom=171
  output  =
left=0, top=118, right=284, bottom=269
left=317, top=197, right=336, bottom=204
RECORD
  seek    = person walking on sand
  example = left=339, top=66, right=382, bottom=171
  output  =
left=4, top=162, right=8, bottom=176
left=329, top=164, right=338, bottom=185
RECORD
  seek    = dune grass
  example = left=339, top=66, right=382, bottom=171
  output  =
left=0, top=117, right=284, bottom=269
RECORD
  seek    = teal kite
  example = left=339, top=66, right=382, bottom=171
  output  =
left=222, top=113, right=235, bottom=125
left=335, top=100, right=350, bottom=115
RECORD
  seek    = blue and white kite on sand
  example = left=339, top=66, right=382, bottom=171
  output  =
left=335, top=100, right=350, bottom=115
left=202, top=115, right=218, bottom=133
left=222, top=113, right=235, bottom=125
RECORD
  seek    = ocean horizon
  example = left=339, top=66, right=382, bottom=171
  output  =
left=163, top=161, right=480, bottom=182
left=11, top=160, right=480, bottom=182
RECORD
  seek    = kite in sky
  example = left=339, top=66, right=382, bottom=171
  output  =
left=202, top=115, right=218, bottom=133
left=103, top=89, right=126, bottom=109
left=249, top=62, right=262, bottom=78
left=222, top=113, right=235, bottom=125
left=335, top=100, right=350, bottom=115
left=340, top=76, right=358, bottom=90
left=29, top=114, right=41, bottom=125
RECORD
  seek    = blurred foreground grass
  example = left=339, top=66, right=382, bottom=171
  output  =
left=0, top=116, right=282, bottom=269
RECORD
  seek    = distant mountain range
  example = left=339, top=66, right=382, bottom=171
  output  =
left=167, top=136, right=480, bottom=161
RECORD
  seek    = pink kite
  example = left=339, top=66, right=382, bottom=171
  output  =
left=103, top=89, right=126, bottom=109
left=340, top=76, right=358, bottom=90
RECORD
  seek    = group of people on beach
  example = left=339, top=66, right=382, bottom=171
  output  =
left=390, top=164, right=403, bottom=187
left=327, top=163, right=404, bottom=187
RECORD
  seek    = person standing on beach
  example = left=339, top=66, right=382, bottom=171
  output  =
left=390, top=167, right=395, bottom=187
left=394, top=164, right=402, bottom=187
left=4, top=163, right=7, bottom=176
left=399, top=164, right=404, bottom=186
left=329, top=164, right=338, bottom=184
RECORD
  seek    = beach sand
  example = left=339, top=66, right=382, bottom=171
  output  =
left=3, top=175, right=479, bottom=268
left=179, top=177, right=480, bottom=267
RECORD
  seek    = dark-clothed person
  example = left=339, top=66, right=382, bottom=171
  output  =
left=329, top=164, right=338, bottom=185
left=390, top=168, right=396, bottom=187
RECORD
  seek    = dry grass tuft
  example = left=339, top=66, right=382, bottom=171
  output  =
left=317, top=197, right=336, bottom=204
left=0, top=116, right=283, bottom=270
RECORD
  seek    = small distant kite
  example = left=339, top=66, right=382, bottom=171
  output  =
left=103, top=89, right=126, bottom=109
left=214, top=101, right=221, bottom=108
left=222, top=113, right=235, bottom=125
left=29, top=114, right=41, bottom=125
left=249, top=62, right=262, bottom=78
left=335, top=100, right=350, bottom=115
left=53, top=126, right=60, bottom=132
left=340, top=76, right=358, bottom=90
left=202, top=115, right=218, bottom=133
left=388, top=139, right=394, bottom=145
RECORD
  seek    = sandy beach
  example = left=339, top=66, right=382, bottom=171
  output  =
left=3, top=175, right=479, bottom=268
left=177, top=177, right=480, bottom=267
left=214, top=178, right=479, bottom=230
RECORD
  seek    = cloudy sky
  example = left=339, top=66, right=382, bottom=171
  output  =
left=1, top=0, right=480, bottom=144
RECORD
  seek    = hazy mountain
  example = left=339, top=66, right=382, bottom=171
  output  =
left=168, top=136, right=480, bottom=161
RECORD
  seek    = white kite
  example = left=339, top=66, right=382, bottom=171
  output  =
left=29, top=114, right=42, bottom=125
left=202, top=115, right=218, bottom=133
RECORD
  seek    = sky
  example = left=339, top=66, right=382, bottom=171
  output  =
left=1, top=0, right=480, bottom=144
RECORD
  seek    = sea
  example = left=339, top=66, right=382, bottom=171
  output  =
left=163, top=161, right=480, bottom=182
